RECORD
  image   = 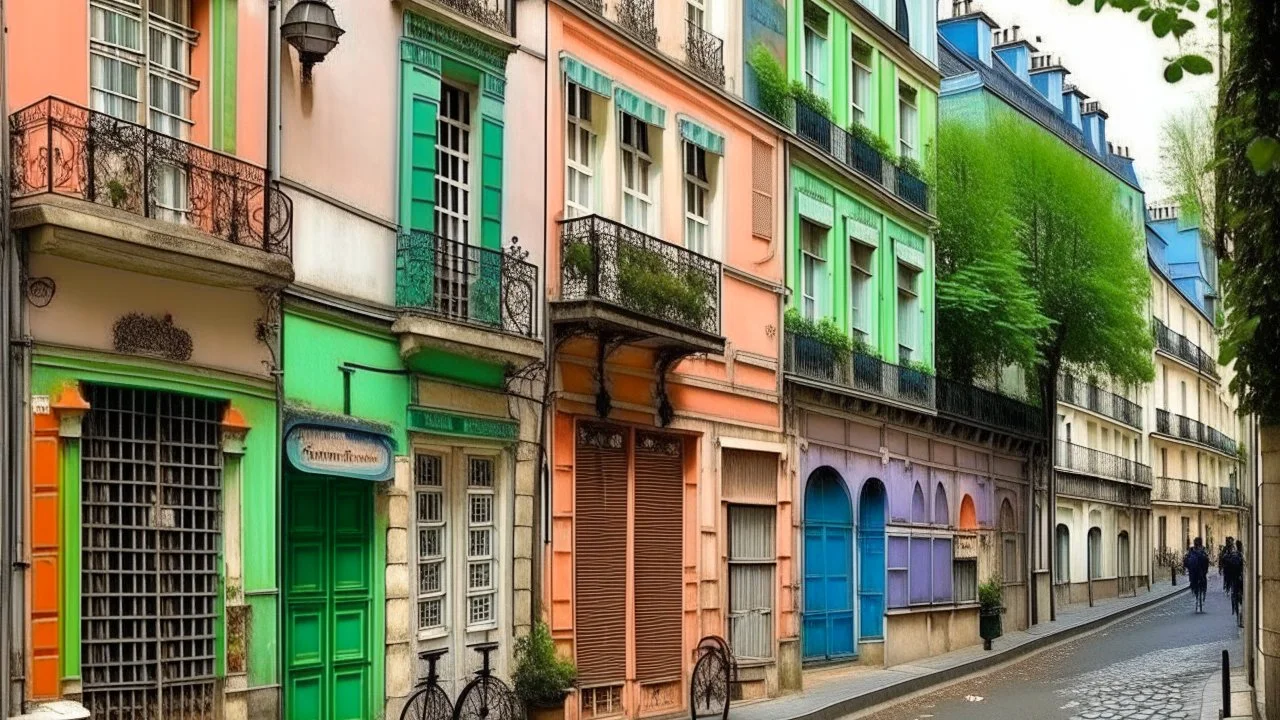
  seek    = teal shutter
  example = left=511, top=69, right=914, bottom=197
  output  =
left=398, top=63, right=441, bottom=308
left=479, top=117, right=503, bottom=249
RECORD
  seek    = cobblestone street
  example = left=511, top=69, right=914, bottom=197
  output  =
left=862, top=578, right=1243, bottom=720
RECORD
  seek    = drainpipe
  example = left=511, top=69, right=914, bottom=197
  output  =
left=0, top=0, right=13, bottom=710
left=267, top=3, right=284, bottom=720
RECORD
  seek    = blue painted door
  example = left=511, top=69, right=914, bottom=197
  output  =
left=803, top=470, right=855, bottom=661
left=858, top=480, right=887, bottom=639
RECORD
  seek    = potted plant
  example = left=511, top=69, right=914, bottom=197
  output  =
left=513, top=621, right=577, bottom=720
left=897, top=360, right=933, bottom=402
left=784, top=309, right=853, bottom=384
left=978, top=577, right=1003, bottom=650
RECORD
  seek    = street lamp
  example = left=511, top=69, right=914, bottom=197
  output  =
left=281, top=0, right=344, bottom=83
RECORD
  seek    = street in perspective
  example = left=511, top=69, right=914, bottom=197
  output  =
left=1, top=0, right=1278, bottom=719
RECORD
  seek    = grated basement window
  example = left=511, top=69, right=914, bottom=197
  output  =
left=80, top=385, right=224, bottom=719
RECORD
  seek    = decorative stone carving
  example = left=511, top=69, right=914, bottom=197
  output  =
left=112, top=313, right=193, bottom=361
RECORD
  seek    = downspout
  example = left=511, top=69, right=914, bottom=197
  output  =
left=266, top=3, right=283, bottom=720
left=534, top=0, right=551, bottom=621
left=0, top=0, right=13, bottom=710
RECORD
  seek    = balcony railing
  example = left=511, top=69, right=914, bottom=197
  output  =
left=431, top=0, right=508, bottom=33
left=558, top=215, right=721, bottom=336
left=616, top=0, right=658, bottom=48
left=396, top=231, right=537, bottom=337
left=1220, top=486, right=1249, bottom=508
left=684, top=20, right=726, bottom=87
left=1155, top=409, right=1238, bottom=456
left=937, top=377, right=1043, bottom=437
left=791, top=96, right=932, bottom=215
left=1152, top=477, right=1214, bottom=506
left=1058, top=375, right=1143, bottom=429
left=1154, top=317, right=1219, bottom=380
left=9, top=96, right=292, bottom=255
left=1057, top=474, right=1151, bottom=508
left=1056, top=441, right=1153, bottom=486
left=784, top=332, right=936, bottom=410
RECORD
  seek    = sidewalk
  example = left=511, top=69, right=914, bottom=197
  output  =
left=1200, top=665, right=1252, bottom=720
left=732, top=580, right=1188, bottom=720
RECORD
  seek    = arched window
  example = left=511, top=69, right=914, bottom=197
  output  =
left=1117, top=531, right=1131, bottom=581
left=895, top=0, right=910, bottom=39
left=911, top=482, right=927, bottom=523
left=933, top=484, right=949, bottom=526
left=999, top=499, right=1018, bottom=583
left=1087, top=527, right=1103, bottom=580
left=958, top=495, right=977, bottom=531
left=1055, top=524, right=1070, bottom=584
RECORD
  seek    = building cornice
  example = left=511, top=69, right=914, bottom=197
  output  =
left=829, top=0, right=943, bottom=86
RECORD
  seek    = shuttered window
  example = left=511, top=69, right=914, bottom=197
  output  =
left=415, top=454, right=447, bottom=631
left=728, top=505, right=775, bottom=660
left=722, top=449, right=778, bottom=503
left=751, top=138, right=773, bottom=239
left=634, top=433, right=684, bottom=682
left=574, top=426, right=629, bottom=687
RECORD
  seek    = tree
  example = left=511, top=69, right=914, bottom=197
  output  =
left=1216, top=0, right=1280, bottom=422
left=935, top=119, right=1049, bottom=384
left=1160, top=103, right=1218, bottom=235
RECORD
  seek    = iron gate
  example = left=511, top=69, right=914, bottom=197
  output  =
left=80, top=385, right=224, bottom=719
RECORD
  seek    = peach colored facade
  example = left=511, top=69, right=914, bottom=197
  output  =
left=543, top=4, right=794, bottom=718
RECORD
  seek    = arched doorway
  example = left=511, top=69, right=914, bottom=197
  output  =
left=1087, top=527, right=1102, bottom=579
left=1055, top=524, right=1070, bottom=584
left=959, top=495, right=977, bottom=531
left=999, top=499, right=1018, bottom=583
left=803, top=468, right=855, bottom=661
left=1117, top=531, right=1131, bottom=586
left=858, top=479, right=887, bottom=640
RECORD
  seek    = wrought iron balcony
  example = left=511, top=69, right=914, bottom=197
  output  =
left=1056, top=441, right=1152, bottom=487
left=684, top=20, right=725, bottom=87
left=9, top=96, right=292, bottom=256
left=616, top=0, right=658, bottom=48
left=1152, top=477, right=1214, bottom=506
left=555, top=214, right=723, bottom=349
left=429, top=0, right=509, bottom=34
left=1154, top=317, right=1219, bottom=380
left=1155, top=409, right=1238, bottom=456
left=791, top=96, right=932, bottom=215
left=395, top=231, right=537, bottom=337
left=1220, top=486, right=1249, bottom=508
left=1057, top=473, right=1151, bottom=508
left=784, top=332, right=936, bottom=411
left=937, top=376, right=1043, bottom=438
left=1058, top=375, right=1143, bottom=429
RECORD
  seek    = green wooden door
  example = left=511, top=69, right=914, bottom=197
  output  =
left=285, top=475, right=374, bottom=720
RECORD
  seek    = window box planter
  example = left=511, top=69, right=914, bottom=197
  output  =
left=853, top=351, right=883, bottom=391
left=898, top=366, right=930, bottom=403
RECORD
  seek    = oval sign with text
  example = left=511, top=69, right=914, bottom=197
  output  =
left=286, top=424, right=395, bottom=482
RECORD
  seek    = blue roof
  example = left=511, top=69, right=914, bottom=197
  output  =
left=1148, top=218, right=1216, bottom=322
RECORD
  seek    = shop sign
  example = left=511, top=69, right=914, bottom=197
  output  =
left=407, top=406, right=519, bottom=442
left=286, top=424, right=395, bottom=481
left=31, top=395, right=50, bottom=415
left=954, top=534, right=979, bottom=559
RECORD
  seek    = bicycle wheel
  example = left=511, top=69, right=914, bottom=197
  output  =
left=689, top=650, right=730, bottom=720
left=401, top=683, right=454, bottom=720
left=453, top=675, right=522, bottom=720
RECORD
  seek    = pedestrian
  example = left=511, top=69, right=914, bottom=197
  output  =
left=1223, top=536, right=1235, bottom=592
left=1184, top=537, right=1210, bottom=613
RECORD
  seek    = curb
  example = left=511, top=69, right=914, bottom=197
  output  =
left=761, top=586, right=1190, bottom=720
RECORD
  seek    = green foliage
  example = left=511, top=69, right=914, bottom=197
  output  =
left=897, top=154, right=926, bottom=180
left=747, top=44, right=792, bottom=124
left=563, top=239, right=594, bottom=280
left=106, top=179, right=129, bottom=208
left=935, top=115, right=1154, bottom=400
left=784, top=308, right=877, bottom=357
left=1067, top=0, right=1213, bottom=81
left=617, top=243, right=714, bottom=329
left=1216, top=0, right=1280, bottom=421
left=1160, top=104, right=1218, bottom=240
left=789, top=81, right=834, bottom=121
left=513, top=622, right=576, bottom=708
left=905, top=360, right=934, bottom=376
left=978, top=577, right=1002, bottom=610
left=848, top=121, right=895, bottom=159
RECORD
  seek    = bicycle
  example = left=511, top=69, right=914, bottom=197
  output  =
left=689, top=635, right=737, bottom=720
left=453, top=642, right=521, bottom=720
left=400, top=648, right=455, bottom=720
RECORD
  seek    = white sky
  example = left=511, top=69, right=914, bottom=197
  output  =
left=951, top=0, right=1220, bottom=200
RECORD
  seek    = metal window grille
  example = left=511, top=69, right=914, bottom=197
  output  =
left=415, top=454, right=447, bottom=632
left=80, top=385, right=223, bottom=719
left=466, top=457, right=496, bottom=628
left=580, top=685, right=624, bottom=719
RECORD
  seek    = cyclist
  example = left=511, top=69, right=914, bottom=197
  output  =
left=1225, top=538, right=1245, bottom=627
left=1222, top=536, right=1238, bottom=595
left=1184, top=536, right=1210, bottom=613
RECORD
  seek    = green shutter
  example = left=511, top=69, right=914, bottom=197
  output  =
left=479, top=117, right=503, bottom=249
left=398, top=63, right=441, bottom=308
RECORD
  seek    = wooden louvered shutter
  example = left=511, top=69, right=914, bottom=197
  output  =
left=722, top=449, right=779, bottom=503
left=633, top=432, right=684, bottom=682
left=574, top=424, right=629, bottom=686
left=751, top=138, right=774, bottom=240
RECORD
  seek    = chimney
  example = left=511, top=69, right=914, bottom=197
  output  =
left=1029, top=53, right=1070, bottom=113
left=993, top=24, right=1039, bottom=82
left=940, top=2, right=1000, bottom=66
left=1082, top=100, right=1109, bottom=156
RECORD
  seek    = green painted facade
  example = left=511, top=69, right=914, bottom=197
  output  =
left=32, top=348, right=279, bottom=689
left=211, top=0, right=238, bottom=153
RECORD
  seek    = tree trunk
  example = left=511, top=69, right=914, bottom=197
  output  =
left=1258, top=423, right=1280, bottom=715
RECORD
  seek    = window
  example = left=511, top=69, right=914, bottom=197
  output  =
left=415, top=454, right=447, bottom=632
left=581, top=686, right=624, bottom=719
left=1161, top=447, right=1168, bottom=476
left=686, top=0, right=705, bottom=28
left=887, top=535, right=953, bottom=607
left=1087, top=527, right=1102, bottom=579
left=895, top=0, right=911, bottom=39
left=727, top=506, right=775, bottom=660
left=466, top=457, right=497, bottom=628
left=1158, top=516, right=1168, bottom=552
left=802, top=3, right=828, bottom=96
left=850, top=35, right=873, bottom=127
left=436, top=83, right=473, bottom=243
left=1181, top=517, right=1191, bottom=550
left=953, top=557, right=977, bottom=604
left=684, top=142, right=712, bottom=256
left=565, top=82, right=597, bottom=218
left=801, top=221, right=827, bottom=320
left=897, top=263, right=920, bottom=363
left=1055, top=524, right=1070, bottom=584
left=850, top=241, right=875, bottom=341
left=620, top=113, right=654, bottom=232
left=898, top=82, right=918, bottom=160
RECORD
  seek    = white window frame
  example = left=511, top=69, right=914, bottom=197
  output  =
left=565, top=81, right=597, bottom=219
left=686, top=0, right=706, bottom=28
left=726, top=504, right=776, bottom=661
left=465, top=456, right=498, bottom=631
left=850, top=34, right=873, bottom=128
left=801, top=221, right=827, bottom=321
left=619, top=113, right=655, bottom=233
left=898, top=82, right=918, bottom=160
left=897, top=262, right=920, bottom=363
left=802, top=4, right=829, bottom=96
left=683, top=141, right=712, bottom=257
left=850, top=239, right=875, bottom=341
left=436, top=81, right=475, bottom=245
left=415, top=453, right=449, bottom=638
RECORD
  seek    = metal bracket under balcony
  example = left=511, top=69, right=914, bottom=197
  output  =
left=552, top=215, right=724, bottom=425
left=393, top=232, right=542, bottom=372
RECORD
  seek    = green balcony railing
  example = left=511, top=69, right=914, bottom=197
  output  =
left=396, top=231, right=537, bottom=337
